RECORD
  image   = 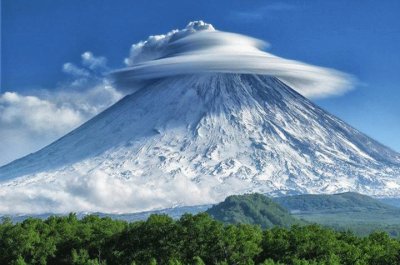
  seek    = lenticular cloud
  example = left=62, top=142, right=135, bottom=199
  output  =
left=113, top=21, right=354, bottom=99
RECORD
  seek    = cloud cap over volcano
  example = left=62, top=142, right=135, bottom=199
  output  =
left=113, top=21, right=355, bottom=99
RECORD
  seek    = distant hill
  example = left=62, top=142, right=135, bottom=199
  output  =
left=378, top=198, right=400, bottom=208
left=274, top=192, right=399, bottom=213
left=274, top=192, right=400, bottom=236
left=206, top=193, right=303, bottom=228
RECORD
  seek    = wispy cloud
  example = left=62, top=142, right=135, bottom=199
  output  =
left=81, top=51, right=108, bottom=71
left=230, top=2, right=297, bottom=22
left=62, top=62, right=91, bottom=78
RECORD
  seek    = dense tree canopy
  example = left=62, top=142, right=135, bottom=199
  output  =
left=0, top=213, right=399, bottom=265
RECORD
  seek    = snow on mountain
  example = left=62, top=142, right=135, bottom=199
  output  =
left=0, top=73, right=399, bottom=214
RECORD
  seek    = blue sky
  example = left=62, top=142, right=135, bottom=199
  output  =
left=1, top=0, right=400, bottom=158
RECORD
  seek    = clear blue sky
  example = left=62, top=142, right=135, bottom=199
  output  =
left=1, top=0, right=400, bottom=151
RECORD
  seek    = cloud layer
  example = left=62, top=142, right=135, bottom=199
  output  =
left=114, top=21, right=354, bottom=98
left=0, top=167, right=214, bottom=214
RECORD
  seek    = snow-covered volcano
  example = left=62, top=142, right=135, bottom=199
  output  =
left=1, top=73, right=399, bottom=214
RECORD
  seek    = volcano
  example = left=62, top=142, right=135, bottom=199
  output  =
left=1, top=22, right=399, bottom=214
left=1, top=74, right=399, bottom=214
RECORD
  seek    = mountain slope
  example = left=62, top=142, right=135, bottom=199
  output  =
left=206, top=193, right=302, bottom=228
left=0, top=74, right=400, bottom=214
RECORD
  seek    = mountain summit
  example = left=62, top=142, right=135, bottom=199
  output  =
left=0, top=22, right=399, bottom=214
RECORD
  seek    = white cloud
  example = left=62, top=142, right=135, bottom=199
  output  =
left=0, top=92, right=82, bottom=134
left=124, top=21, right=215, bottom=66
left=115, top=20, right=355, bottom=99
left=62, top=62, right=90, bottom=77
left=0, top=52, right=124, bottom=166
left=62, top=52, right=109, bottom=87
left=81, top=51, right=108, bottom=71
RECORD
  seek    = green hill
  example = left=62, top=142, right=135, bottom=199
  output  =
left=206, top=193, right=303, bottom=228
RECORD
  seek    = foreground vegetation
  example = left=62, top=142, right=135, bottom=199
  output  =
left=1, top=213, right=400, bottom=265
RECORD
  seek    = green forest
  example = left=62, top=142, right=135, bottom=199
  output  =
left=1, top=213, right=400, bottom=265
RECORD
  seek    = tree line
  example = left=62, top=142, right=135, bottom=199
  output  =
left=1, top=213, right=399, bottom=265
